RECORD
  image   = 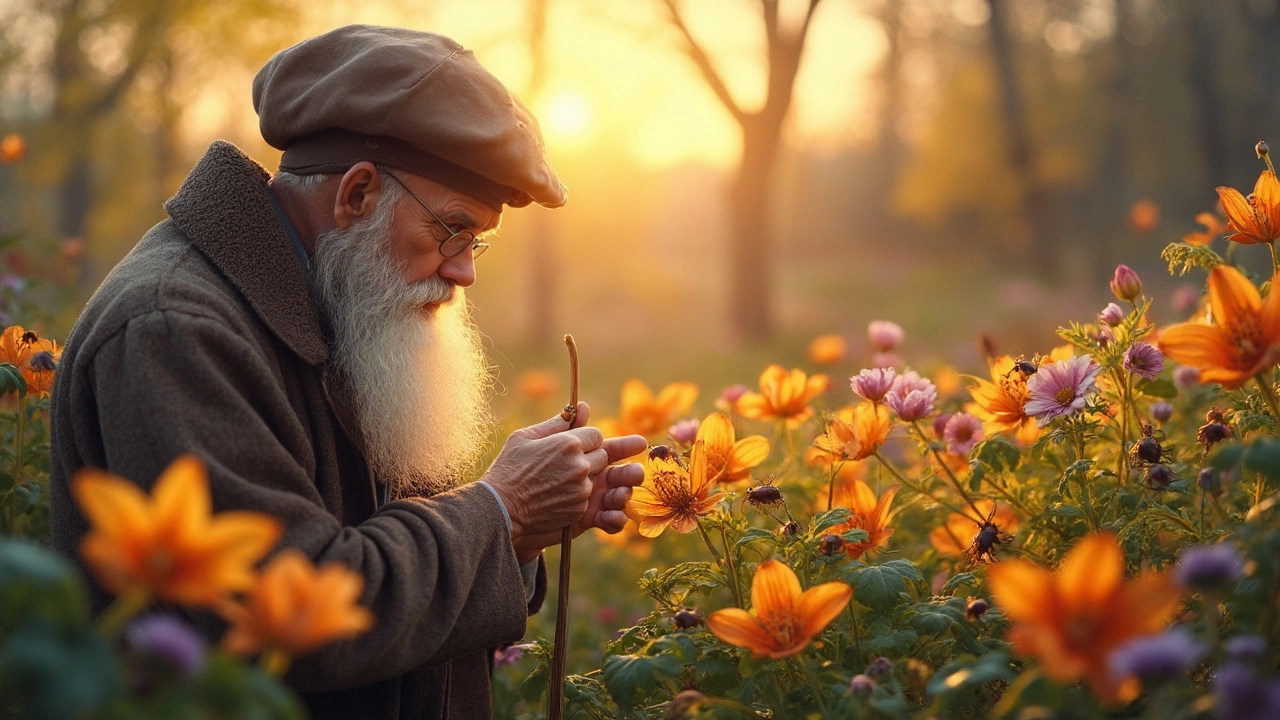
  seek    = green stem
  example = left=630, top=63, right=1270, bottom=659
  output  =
left=910, top=421, right=985, bottom=519
left=873, top=451, right=971, bottom=518
left=718, top=525, right=743, bottom=608
left=795, top=657, right=830, bottom=714
left=96, top=587, right=151, bottom=637
left=1256, top=374, right=1280, bottom=423
left=827, top=461, right=843, bottom=512
left=846, top=603, right=862, bottom=668
left=695, top=517, right=723, bottom=565
left=1119, top=373, right=1131, bottom=483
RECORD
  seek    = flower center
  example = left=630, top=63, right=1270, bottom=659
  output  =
left=652, top=468, right=695, bottom=515
left=1054, top=387, right=1076, bottom=404
left=760, top=611, right=799, bottom=649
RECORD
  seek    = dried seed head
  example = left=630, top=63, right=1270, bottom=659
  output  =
left=779, top=521, right=799, bottom=538
left=746, top=484, right=783, bottom=506
left=1134, top=436, right=1163, bottom=465
left=673, top=609, right=702, bottom=630
left=1206, top=407, right=1227, bottom=424
left=1198, top=467, right=1222, bottom=495
left=666, top=689, right=706, bottom=719
left=965, top=596, right=989, bottom=621
left=820, top=534, right=845, bottom=556
left=1145, top=463, right=1176, bottom=491
left=1197, top=421, right=1232, bottom=450
left=1258, top=140, right=1270, bottom=159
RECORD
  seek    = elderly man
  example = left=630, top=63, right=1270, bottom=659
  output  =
left=48, top=25, right=646, bottom=719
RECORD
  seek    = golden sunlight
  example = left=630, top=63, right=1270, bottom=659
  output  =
left=541, top=90, right=593, bottom=143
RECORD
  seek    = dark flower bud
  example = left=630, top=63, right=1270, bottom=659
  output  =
left=674, top=609, right=702, bottom=630
left=965, top=596, right=988, bottom=621
left=1134, top=436, right=1163, bottom=464
left=866, top=656, right=893, bottom=680
left=1197, top=421, right=1232, bottom=450
left=29, top=350, right=56, bottom=372
left=666, top=689, right=705, bottom=719
left=849, top=674, right=875, bottom=697
left=649, top=445, right=673, bottom=461
left=1152, top=401, right=1173, bottom=424
left=1145, top=463, right=1175, bottom=490
left=1198, top=467, right=1222, bottom=495
left=1175, top=543, right=1246, bottom=592
left=1258, top=140, right=1270, bottom=159
left=746, top=484, right=782, bottom=506
left=820, top=534, right=845, bottom=556
left=779, top=520, right=799, bottom=538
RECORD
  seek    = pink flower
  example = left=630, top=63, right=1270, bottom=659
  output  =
left=850, top=367, right=896, bottom=402
left=1024, top=354, right=1103, bottom=427
left=1123, top=342, right=1165, bottom=380
left=1111, top=264, right=1143, bottom=302
left=932, top=412, right=954, bottom=438
left=885, top=370, right=936, bottom=422
left=943, top=413, right=984, bottom=455
left=668, top=419, right=700, bottom=444
left=720, top=384, right=749, bottom=404
left=1099, top=303, right=1125, bottom=327
left=871, top=351, right=901, bottom=369
left=1171, top=284, right=1199, bottom=315
left=1173, top=365, right=1201, bottom=389
left=867, top=320, right=905, bottom=352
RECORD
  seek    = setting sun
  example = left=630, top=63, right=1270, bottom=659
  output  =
left=542, top=90, right=592, bottom=143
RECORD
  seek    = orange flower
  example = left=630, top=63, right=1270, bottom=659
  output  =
left=706, top=559, right=852, bottom=659
left=735, top=365, right=827, bottom=428
left=812, top=403, right=891, bottom=463
left=624, top=441, right=722, bottom=537
left=695, top=412, right=770, bottom=483
left=219, top=549, right=373, bottom=658
left=515, top=368, right=558, bottom=401
left=964, top=356, right=1040, bottom=445
left=987, top=532, right=1182, bottom=705
left=0, top=134, right=25, bottom=165
left=928, top=500, right=1020, bottom=558
left=1158, top=265, right=1280, bottom=389
left=830, top=480, right=898, bottom=559
left=1216, top=170, right=1280, bottom=244
left=73, top=456, right=282, bottom=606
left=0, top=325, right=31, bottom=367
left=807, top=334, right=847, bottom=365
left=21, top=336, right=60, bottom=397
left=1183, top=212, right=1225, bottom=246
left=607, top=379, right=698, bottom=437
left=1127, top=199, right=1160, bottom=235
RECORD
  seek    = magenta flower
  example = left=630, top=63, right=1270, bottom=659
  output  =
left=1023, top=354, right=1102, bottom=427
left=668, top=419, right=700, bottom=444
left=1099, top=303, right=1125, bottom=327
left=1173, top=365, right=1201, bottom=389
left=932, top=412, right=954, bottom=438
left=867, top=320, right=904, bottom=352
left=885, top=370, right=936, bottom=421
left=1123, top=342, right=1165, bottom=380
left=1111, top=264, right=1143, bottom=302
left=871, top=351, right=901, bottom=369
left=720, top=384, right=749, bottom=404
left=943, top=413, right=984, bottom=455
left=850, top=367, right=896, bottom=402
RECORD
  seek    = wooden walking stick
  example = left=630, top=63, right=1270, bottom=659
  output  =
left=548, top=334, right=578, bottom=720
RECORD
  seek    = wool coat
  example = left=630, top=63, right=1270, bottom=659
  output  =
left=49, top=141, right=544, bottom=719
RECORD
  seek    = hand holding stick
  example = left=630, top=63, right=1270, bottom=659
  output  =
left=548, top=334, right=578, bottom=720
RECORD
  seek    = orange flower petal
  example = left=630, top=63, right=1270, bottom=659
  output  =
left=1057, top=533, right=1124, bottom=613
left=750, top=559, right=801, bottom=624
left=1217, top=186, right=1264, bottom=243
left=1210, top=265, right=1263, bottom=331
left=1157, top=323, right=1234, bottom=369
left=655, top=382, right=698, bottom=416
left=1255, top=171, right=1280, bottom=235
left=793, top=581, right=853, bottom=640
left=726, top=436, right=771, bottom=478
left=153, top=456, right=211, bottom=543
left=72, top=470, right=153, bottom=539
left=987, top=559, right=1055, bottom=623
left=706, top=608, right=775, bottom=656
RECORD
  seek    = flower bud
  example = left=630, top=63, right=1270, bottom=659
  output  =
left=866, top=656, right=893, bottom=679
left=667, top=419, right=700, bottom=445
left=867, top=320, right=905, bottom=352
left=126, top=614, right=207, bottom=679
left=820, top=534, right=845, bottom=556
left=1197, top=409, right=1232, bottom=451
left=1173, top=365, right=1201, bottom=389
left=1099, top=303, right=1125, bottom=326
left=719, top=384, right=748, bottom=405
left=1152, top=401, right=1173, bottom=424
left=1198, top=467, right=1222, bottom=495
left=666, top=689, right=706, bottom=719
left=1111, top=264, right=1144, bottom=302
left=779, top=520, right=799, bottom=538
left=674, top=609, right=703, bottom=630
left=849, top=674, right=876, bottom=698
left=1134, top=436, right=1163, bottom=464
left=965, top=596, right=989, bottom=621
left=1175, top=543, right=1246, bottom=592
left=1258, top=140, right=1270, bottom=159
left=1145, top=463, right=1175, bottom=491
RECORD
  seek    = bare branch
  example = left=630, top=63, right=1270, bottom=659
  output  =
left=660, top=0, right=747, bottom=125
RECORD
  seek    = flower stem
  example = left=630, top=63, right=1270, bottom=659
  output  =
left=795, top=657, right=830, bottom=714
left=827, top=461, right=844, bottom=512
left=1118, top=372, right=1132, bottom=483
left=910, top=421, right=985, bottom=519
left=695, top=517, right=723, bottom=565
left=260, top=647, right=292, bottom=677
left=873, top=451, right=971, bottom=518
left=1256, top=374, right=1280, bottom=422
left=96, top=586, right=151, bottom=637
left=718, top=525, right=743, bottom=608
left=1271, top=240, right=1279, bottom=273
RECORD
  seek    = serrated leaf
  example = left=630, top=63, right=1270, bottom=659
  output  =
left=1242, top=439, right=1280, bottom=480
left=853, top=561, right=920, bottom=613
left=975, top=439, right=1021, bottom=473
left=1135, top=378, right=1177, bottom=399
left=940, top=572, right=977, bottom=596
left=840, top=528, right=869, bottom=545
left=813, top=507, right=852, bottom=533
left=601, top=653, right=682, bottom=713
left=968, top=460, right=986, bottom=492
left=735, top=527, right=777, bottom=551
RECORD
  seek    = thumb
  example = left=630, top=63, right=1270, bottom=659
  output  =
left=520, top=409, right=575, bottom=439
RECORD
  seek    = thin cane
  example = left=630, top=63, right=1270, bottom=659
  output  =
left=548, top=334, right=578, bottom=720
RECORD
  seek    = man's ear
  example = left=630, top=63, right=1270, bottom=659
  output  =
left=333, top=162, right=385, bottom=230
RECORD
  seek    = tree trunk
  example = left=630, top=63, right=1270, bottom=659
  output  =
left=728, top=119, right=782, bottom=340
left=1186, top=1, right=1230, bottom=186
left=1089, top=0, right=1135, bottom=285
left=524, top=0, right=559, bottom=347
left=870, top=0, right=905, bottom=234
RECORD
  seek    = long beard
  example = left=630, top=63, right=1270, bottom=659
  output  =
left=311, top=191, right=496, bottom=499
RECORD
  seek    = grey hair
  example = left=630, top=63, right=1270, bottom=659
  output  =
left=273, top=164, right=403, bottom=196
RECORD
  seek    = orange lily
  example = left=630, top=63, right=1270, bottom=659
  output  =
left=1157, top=265, right=1280, bottom=389
left=219, top=549, right=373, bottom=662
left=604, top=379, right=698, bottom=438
left=1183, top=212, right=1225, bottom=246
left=987, top=532, right=1182, bottom=705
left=929, top=500, right=1020, bottom=558
left=965, top=356, right=1040, bottom=445
left=735, top=365, right=828, bottom=428
left=624, top=441, right=722, bottom=538
left=831, top=480, right=898, bottom=559
left=706, top=559, right=852, bottom=659
left=73, top=456, right=282, bottom=606
left=0, top=325, right=30, bottom=367
left=696, top=412, right=770, bottom=484
left=811, top=402, right=891, bottom=463
left=21, top=336, right=60, bottom=397
left=1216, top=170, right=1280, bottom=244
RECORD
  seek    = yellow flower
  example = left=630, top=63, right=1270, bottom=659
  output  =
left=73, top=456, right=282, bottom=606
left=928, top=501, right=1020, bottom=558
left=219, top=549, right=373, bottom=658
left=1217, top=170, right=1280, bottom=244
left=1158, top=265, right=1280, bottom=389
left=831, top=480, right=898, bottom=559
left=607, top=379, right=698, bottom=438
left=987, top=533, right=1182, bottom=705
left=695, top=412, right=770, bottom=484
left=807, top=334, right=847, bottom=365
left=812, top=403, right=891, bottom=463
left=624, top=441, right=722, bottom=537
left=735, top=365, right=828, bottom=428
left=706, top=559, right=851, bottom=659
left=964, top=356, right=1040, bottom=446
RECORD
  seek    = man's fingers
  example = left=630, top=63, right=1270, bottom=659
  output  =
left=521, top=411, right=573, bottom=440
left=595, top=510, right=629, bottom=534
left=602, top=486, right=632, bottom=511
left=602, top=434, right=646, bottom=463
left=569, top=401, right=590, bottom=429
left=603, top=462, right=645, bottom=488
left=585, top=447, right=610, bottom=476
left=566, top=426, right=605, bottom=452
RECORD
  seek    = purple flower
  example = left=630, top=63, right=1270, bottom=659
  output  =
left=1152, top=401, right=1173, bottom=423
left=1174, top=365, right=1201, bottom=389
left=849, top=673, right=875, bottom=697
left=943, top=413, right=984, bottom=456
left=1099, top=303, right=1125, bottom=326
left=1110, top=628, right=1205, bottom=686
left=126, top=615, right=206, bottom=678
left=1214, top=664, right=1280, bottom=720
left=884, top=371, right=936, bottom=422
left=865, top=656, right=893, bottom=679
left=1225, top=635, right=1267, bottom=663
left=1023, top=355, right=1102, bottom=427
left=720, top=384, right=749, bottom=404
left=668, top=419, right=700, bottom=444
left=867, top=320, right=904, bottom=352
left=1175, top=543, right=1246, bottom=591
left=932, top=412, right=954, bottom=438
left=1123, top=342, right=1165, bottom=380
left=494, top=642, right=535, bottom=667
left=850, top=367, right=896, bottom=403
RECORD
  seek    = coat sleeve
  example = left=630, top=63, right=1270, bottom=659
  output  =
left=73, top=309, right=529, bottom=691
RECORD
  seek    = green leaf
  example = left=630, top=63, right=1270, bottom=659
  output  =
left=0, top=540, right=88, bottom=638
left=0, top=363, right=27, bottom=399
left=968, top=460, right=986, bottom=493
left=840, top=528, right=870, bottom=545
left=853, top=561, right=921, bottom=613
left=1242, top=439, right=1280, bottom=480
left=601, top=653, right=682, bottom=713
left=1161, top=242, right=1223, bottom=276
left=735, top=527, right=777, bottom=551
left=975, top=439, right=1021, bottom=473
left=1135, top=378, right=1177, bottom=399
left=940, top=572, right=977, bottom=597
left=926, top=651, right=1014, bottom=697
left=813, top=507, right=852, bottom=533
left=0, top=622, right=122, bottom=720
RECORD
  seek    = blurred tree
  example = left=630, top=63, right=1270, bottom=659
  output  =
left=659, top=0, right=824, bottom=340
left=524, top=0, right=561, bottom=348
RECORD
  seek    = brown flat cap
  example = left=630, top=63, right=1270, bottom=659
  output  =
left=253, top=25, right=566, bottom=210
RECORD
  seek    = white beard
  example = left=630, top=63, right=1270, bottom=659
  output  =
left=310, top=185, right=496, bottom=499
